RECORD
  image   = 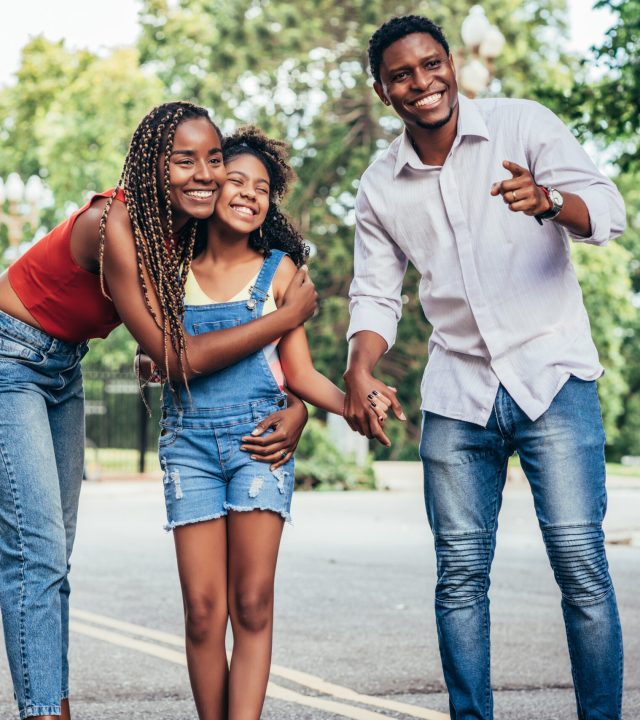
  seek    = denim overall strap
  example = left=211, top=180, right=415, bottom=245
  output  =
left=163, top=250, right=289, bottom=415
left=248, top=250, right=286, bottom=310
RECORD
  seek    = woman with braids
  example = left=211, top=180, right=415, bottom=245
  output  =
left=154, top=126, right=392, bottom=720
left=0, top=103, right=316, bottom=720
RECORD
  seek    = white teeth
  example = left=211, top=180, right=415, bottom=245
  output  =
left=415, top=93, right=442, bottom=108
left=185, top=190, right=213, bottom=198
left=231, top=205, right=254, bottom=216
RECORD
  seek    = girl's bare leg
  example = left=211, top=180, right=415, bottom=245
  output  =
left=227, top=510, right=284, bottom=720
left=174, top=518, right=229, bottom=720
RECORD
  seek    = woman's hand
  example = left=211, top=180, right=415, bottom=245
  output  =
left=240, top=392, right=309, bottom=470
left=280, top=266, right=318, bottom=327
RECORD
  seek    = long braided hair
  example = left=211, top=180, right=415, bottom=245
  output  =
left=98, top=101, right=220, bottom=382
left=208, top=126, right=309, bottom=267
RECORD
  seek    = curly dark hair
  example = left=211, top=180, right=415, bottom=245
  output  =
left=368, top=15, right=450, bottom=83
left=221, top=126, right=309, bottom=268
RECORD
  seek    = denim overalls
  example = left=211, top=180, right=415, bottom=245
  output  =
left=158, top=250, right=294, bottom=530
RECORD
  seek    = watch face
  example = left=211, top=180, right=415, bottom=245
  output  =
left=550, top=188, right=563, bottom=208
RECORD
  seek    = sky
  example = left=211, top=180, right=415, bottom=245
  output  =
left=0, top=0, right=616, bottom=89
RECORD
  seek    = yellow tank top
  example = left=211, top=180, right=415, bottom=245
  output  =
left=184, top=267, right=284, bottom=389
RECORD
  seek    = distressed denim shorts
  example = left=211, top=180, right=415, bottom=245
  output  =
left=158, top=399, right=295, bottom=531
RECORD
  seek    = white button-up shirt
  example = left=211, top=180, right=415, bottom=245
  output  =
left=347, top=95, right=626, bottom=425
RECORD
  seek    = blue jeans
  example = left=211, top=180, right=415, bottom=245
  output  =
left=0, top=311, right=87, bottom=718
left=420, top=378, right=623, bottom=720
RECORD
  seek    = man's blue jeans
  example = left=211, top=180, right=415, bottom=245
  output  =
left=420, top=378, right=623, bottom=720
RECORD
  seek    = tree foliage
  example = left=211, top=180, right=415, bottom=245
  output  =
left=0, top=36, right=94, bottom=181
left=0, top=40, right=164, bottom=217
left=136, top=0, right=634, bottom=455
left=581, top=0, right=639, bottom=173
left=572, top=0, right=640, bottom=456
left=0, top=1, right=636, bottom=458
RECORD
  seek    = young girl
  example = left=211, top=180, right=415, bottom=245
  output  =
left=0, top=103, right=316, bottom=720
left=157, top=127, right=393, bottom=720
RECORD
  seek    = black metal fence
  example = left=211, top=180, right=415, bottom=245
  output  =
left=83, top=371, right=162, bottom=476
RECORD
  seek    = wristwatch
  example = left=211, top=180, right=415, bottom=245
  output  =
left=535, top=186, right=564, bottom=225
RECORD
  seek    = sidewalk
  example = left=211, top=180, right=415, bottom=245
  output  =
left=373, top=461, right=640, bottom=544
left=374, top=460, right=640, bottom=492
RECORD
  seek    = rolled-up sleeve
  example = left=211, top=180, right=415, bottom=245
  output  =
left=347, top=183, right=408, bottom=351
left=525, top=101, right=626, bottom=245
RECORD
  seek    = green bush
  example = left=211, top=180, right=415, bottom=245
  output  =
left=295, top=418, right=375, bottom=490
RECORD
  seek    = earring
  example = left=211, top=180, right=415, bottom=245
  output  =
left=259, top=226, right=263, bottom=239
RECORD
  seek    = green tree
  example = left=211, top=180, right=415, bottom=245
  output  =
left=580, top=0, right=639, bottom=173
left=137, top=0, right=581, bottom=456
left=37, top=48, right=165, bottom=209
left=0, top=41, right=165, bottom=367
left=568, top=0, right=640, bottom=456
left=0, top=36, right=94, bottom=181
left=573, top=241, right=634, bottom=445
left=604, top=173, right=640, bottom=458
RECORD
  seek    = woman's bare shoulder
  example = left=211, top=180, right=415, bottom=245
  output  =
left=70, top=195, right=133, bottom=270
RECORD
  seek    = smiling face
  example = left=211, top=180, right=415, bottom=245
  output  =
left=374, top=32, right=458, bottom=134
left=166, top=117, right=226, bottom=226
left=213, top=153, right=271, bottom=237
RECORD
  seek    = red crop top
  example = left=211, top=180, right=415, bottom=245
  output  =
left=8, top=189, right=124, bottom=343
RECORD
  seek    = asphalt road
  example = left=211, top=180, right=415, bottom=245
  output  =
left=0, top=468, right=638, bottom=719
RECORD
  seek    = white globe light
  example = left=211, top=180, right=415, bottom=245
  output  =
left=461, top=5, right=491, bottom=48
left=5, top=173, right=24, bottom=203
left=41, top=187, right=55, bottom=209
left=25, top=175, right=45, bottom=206
left=479, top=26, right=505, bottom=59
left=459, top=59, right=491, bottom=94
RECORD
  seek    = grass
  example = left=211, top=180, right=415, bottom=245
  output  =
left=509, top=453, right=640, bottom=478
left=84, top=448, right=161, bottom=476
left=83, top=448, right=640, bottom=481
left=605, top=463, right=640, bottom=478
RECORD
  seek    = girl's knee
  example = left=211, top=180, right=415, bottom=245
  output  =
left=184, top=592, right=228, bottom=645
left=230, top=587, right=273, bottom=634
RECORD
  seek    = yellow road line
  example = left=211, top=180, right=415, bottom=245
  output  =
left=72, top=608, right=184, bottom=646
left=70, top=610, right=448, bottom=720
left=268, top=664, right=448, bottom=720
left=70, top=621, right=186, bottom=664
left=71, top=620, right=396, bottom=720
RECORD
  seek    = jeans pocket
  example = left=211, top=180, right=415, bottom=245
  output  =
left=158, top=425, right=180, bottom=448
left=0, top=333, right=46, bottom=364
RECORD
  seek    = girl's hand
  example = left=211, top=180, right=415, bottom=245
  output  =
left=343, top=367, right=405, bottom=447
left=281, top=266, right=318, bottom=327
left=240, top=393, right=308, bottom=470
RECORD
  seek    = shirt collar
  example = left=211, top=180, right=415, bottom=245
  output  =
left=393, top=94, right=491, bottom=178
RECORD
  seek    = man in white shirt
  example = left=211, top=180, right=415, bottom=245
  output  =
left=344, top=14, right=625, bottom=720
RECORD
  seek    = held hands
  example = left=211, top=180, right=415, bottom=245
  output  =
left=490, top=161, right=552, bottom=218
left=343, top=368, right=406, bottom=448
left=281, top=266, right=318, bottom=326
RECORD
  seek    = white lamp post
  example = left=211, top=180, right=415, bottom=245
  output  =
left=458, top=5, right=505, bottom=97
left=0, top=173, right=46, bottom=258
